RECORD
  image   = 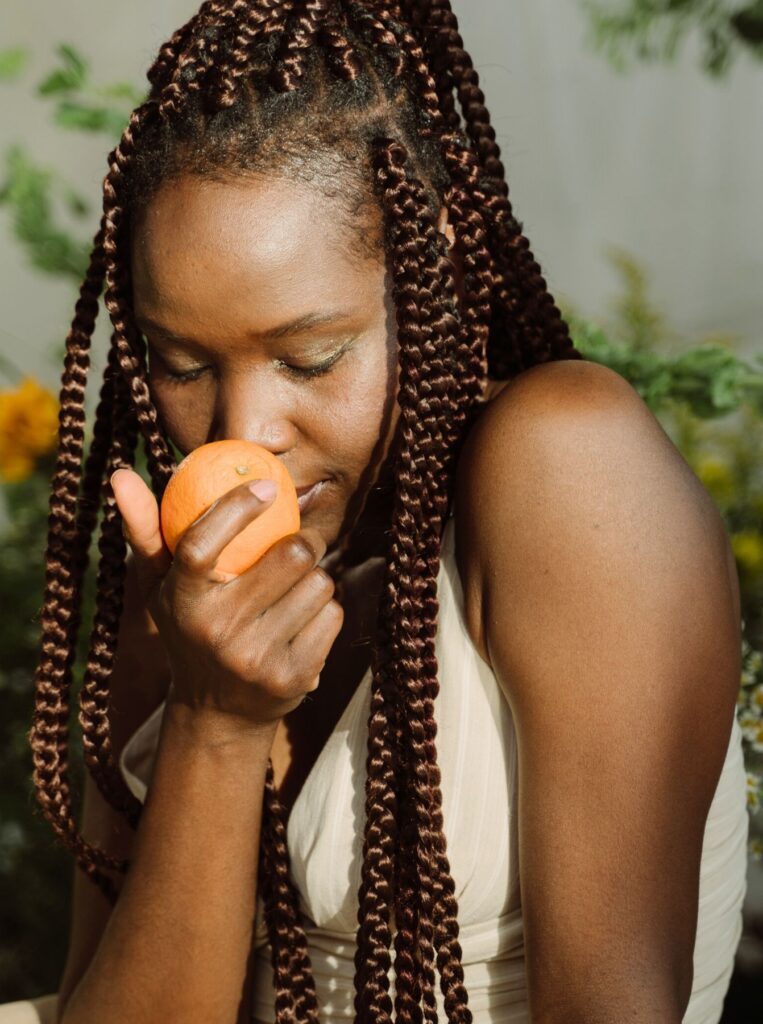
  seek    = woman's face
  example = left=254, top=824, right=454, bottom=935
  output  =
left=130, top=172, right=406, bottom=556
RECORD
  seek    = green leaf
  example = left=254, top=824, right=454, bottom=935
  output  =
left=37, top=43, right=89, bottom=95
left=57, top=43, right=89, bottom=80
left=579, top=0, right=761, bottom=77
left=38, top=68, right=83, bottom=96
left=53, top=100, right=130, bottom=137
left=96, top=81, right=145, bottom=105
left=0, top=146, right=90, bottom=281
left=0, top=48, right=28, bottom=82
left=53, top=101, right=110, bottom=132
left=731, top=1, right=763, bottom=46
left=63, top=188, right=90, bottom=217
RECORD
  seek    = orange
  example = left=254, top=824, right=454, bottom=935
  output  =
left=160, top=440, right=301, bottom=577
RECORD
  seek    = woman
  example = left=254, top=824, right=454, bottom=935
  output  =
left=22, top=2, right=747, bottom=1023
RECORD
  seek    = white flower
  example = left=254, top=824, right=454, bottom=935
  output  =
left=750, top=683, right=763, bottom=714
left=738, top=709, right=763, bottom=752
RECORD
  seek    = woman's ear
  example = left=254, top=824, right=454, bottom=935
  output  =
left=436, top=204, right=463, bottom=304
left=437, top=204, right=456, bottom=249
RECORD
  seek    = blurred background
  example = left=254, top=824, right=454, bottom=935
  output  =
left=1, top=0, right=761, bottom=1018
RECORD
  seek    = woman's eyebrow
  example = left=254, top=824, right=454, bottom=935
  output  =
left=258, top=309, right=353, bottom=340
left=135, top=310, right=354, bottom=344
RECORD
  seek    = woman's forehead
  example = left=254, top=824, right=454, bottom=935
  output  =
left=130, top=172, right=385, bottom=330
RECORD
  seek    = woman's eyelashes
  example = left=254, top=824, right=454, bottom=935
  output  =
left=152, top=339, right=354, bottom=385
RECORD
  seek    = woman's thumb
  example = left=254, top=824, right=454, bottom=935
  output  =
left=110, top=468, right=172, bottom=604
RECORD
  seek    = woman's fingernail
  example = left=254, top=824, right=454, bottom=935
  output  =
left=249, top=479, right=277, bottom=502
left=110, top=470, right=121, bottom=491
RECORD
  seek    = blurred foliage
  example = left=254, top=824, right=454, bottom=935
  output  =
left=0, top=44, right=144, bottom=287
left=0, top=450, right=87, bottom=1001
left=1, top=38, right=762, bottom=1004
left=0, top=145, right=91, bottom=282
left=0, top=49, right=29, bottom=82
left=580, top=0, right=763, bottom=76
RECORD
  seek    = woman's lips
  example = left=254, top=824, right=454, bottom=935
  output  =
left=296, top=479, right=328, bottom=513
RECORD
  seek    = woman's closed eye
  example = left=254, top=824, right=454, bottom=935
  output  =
left=155, top=343, right=352, bottom=384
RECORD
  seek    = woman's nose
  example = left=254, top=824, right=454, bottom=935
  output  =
left=208, top=371, right=298, bottom=451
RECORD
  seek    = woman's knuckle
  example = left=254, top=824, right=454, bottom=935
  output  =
left=309, top=566, right=333, bottom=594
left=286, top=538, right=315, bottom=566
left=174, top=535, right=207, bottom=569
left=326, top=598, right=344, bottom=621
left=254, top=648, right=284, bottom=689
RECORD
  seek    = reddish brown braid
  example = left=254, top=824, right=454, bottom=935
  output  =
left=403, top=0, right=583, bottom=377
left=258, top=773, right=320, bottom=1024
left=368, top=138, right=460, bottom=1024
left=27, top=223, right=139, bottom=904
left=30, top=3, right=585, bottom=1022
left=144, top=0, right=241, bottom=90
left=333, top=13, right=500, bottom=1020
left=76, top=341, right=143, bottom=827
left=270, top=0, right=331, bottom=89
left=214, top=0, right=299, bottom=105
left=336, top=11, right=459, bottom=1021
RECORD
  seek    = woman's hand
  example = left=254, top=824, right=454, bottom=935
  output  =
left=110, top=468, right=343, bottom=734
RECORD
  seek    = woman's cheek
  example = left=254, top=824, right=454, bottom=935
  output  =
left=149, top=381, right=213, bottom=455
left=334, top=381, right=399, bottom=480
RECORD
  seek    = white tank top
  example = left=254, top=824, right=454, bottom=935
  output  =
left=119, top=512, right=749, bottom=1024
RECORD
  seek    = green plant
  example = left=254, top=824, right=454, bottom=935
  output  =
left=0, top=44, right=144, bottom=288
left=580, top=0, right=763, bottom=77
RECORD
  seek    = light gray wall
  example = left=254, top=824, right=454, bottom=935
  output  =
left=1, top=0, right=761, bottom=408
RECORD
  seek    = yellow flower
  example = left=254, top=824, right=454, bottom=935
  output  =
left=0, top=376, right=59, bottom=483
left=731, top=531, right=763, bottom=575
left=747, top=771, right=762, bottom=814
left=695, top=457, right=735, bottom=505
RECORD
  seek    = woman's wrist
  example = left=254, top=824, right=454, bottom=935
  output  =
left=163, top=687, right=280, bottom=754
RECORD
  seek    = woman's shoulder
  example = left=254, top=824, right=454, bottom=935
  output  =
left=452, top=358, right=736, bottom=674
left=451, top=359, right=627, bottom=664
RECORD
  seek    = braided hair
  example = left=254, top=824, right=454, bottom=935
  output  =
left=29, top=2, right=583, bottom=1022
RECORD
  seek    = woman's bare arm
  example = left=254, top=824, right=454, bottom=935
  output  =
left=57, top=552, right=170, bottom=1013
left=60, top=700, right=277, bottom=1024
left=58, top=552, right=274, bottom=1024
left=459, top=361, right=742, bottom=1023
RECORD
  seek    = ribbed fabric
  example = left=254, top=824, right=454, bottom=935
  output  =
left=119, top=513, right=749, bottom=1024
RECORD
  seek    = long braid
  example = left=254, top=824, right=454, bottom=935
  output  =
left=30, top=104, right=179, bottom=906
left=324, top=12, right=457, bottom=1019
left=408, top=0, right=582, bottom=373
left=28, top=229, right=128, bottom=903
left=370, top=139, right=457, bottom=1024
left=76, top=343, right=144, bottom=825
left=260, top=766, right=321, bottom=1024
left=378, top=26, right=500, bottom=1016
left=344, top=13, right=497, bottom=1019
